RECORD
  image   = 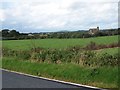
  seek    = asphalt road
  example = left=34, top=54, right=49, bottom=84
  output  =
left=2, top=70, right=101, bottom=90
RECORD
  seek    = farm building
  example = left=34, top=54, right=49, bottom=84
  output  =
left=89, top=27, right=99, bottom=35
left=28, top=34, right=34, bottom=36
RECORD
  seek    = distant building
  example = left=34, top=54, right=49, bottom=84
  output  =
left=89, top=27, right=99, bottom=35
left=28, top=34, right=34, bottom=36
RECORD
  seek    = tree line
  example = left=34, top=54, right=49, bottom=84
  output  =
left=0, top=28, right=119, bottom=40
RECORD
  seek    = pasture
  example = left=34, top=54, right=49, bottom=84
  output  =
left=96, top=47, right=118, bottom=55
left=2, top=35, right=118, bottom=50
left=2, top=35, right=119, bottom=89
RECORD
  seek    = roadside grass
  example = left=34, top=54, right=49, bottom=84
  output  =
left=2, top=35, right=118, bottom=50
left=2, top=57, right=118, bottom=89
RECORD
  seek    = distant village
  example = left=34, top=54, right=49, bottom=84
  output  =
left=27, top=27, right=100, bottom=36
left=0, top=27, right=119, bottom=40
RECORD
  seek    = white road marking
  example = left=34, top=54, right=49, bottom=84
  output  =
left=1, top=68, right=106, bottom=90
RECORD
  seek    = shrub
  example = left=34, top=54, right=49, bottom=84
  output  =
left=2, top=47, right=118, bottom=67
left=80, top=51, right=97, bottom=66
left=85, top=42, right=97, bottom=50
left=14, top=50, right=30, bottom=60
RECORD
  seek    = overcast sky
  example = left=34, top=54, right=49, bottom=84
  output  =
left=0, top=0, right=119, bottom=32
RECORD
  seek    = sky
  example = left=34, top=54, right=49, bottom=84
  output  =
left=0, top=0, right=119, bottom=33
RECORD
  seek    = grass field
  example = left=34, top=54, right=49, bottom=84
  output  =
left=2, top=57, right=118, bottom=89
left=2, top=35, right=119, bottom=89
left=96, top=47, right=118, bottom=55
left=2, top=35, right=118, bottom=50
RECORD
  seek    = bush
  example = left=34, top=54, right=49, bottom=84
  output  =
left=2, top=47, right=118, bottom=67
left=2, top=48, right=30, bottom=60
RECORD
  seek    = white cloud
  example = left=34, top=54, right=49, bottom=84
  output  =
left=0, top=0, right=118, bottom=32
left=0, top=9, right=6, bottom=22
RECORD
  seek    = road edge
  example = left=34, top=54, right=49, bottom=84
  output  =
left=1, top=68, right=105, bottom=90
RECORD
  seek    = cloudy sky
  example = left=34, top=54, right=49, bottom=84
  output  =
left=0, top=0, right=119, bottom=32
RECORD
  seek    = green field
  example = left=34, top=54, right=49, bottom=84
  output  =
left=96, top=47, right=118, bottom=55
left=2, top=35, right=119, bottom=89
left=2, top=35, right=118, bottom=50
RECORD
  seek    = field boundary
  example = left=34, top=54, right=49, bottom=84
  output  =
left=1, top=68, right=105, bottom=90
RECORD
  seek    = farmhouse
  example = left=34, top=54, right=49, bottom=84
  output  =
left=28, top=34, right=34, bottom=36
left=89, top=27, right=99, bottom=35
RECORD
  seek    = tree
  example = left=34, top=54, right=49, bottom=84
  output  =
left=9, top=30, right=20, bottom=37
left=2, top=29, right=9, bottom=37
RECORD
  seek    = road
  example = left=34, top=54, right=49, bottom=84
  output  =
left=2, top=70, right=101, bottom=90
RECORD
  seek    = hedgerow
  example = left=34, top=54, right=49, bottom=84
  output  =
left=2, top=44, right=118, bottom=67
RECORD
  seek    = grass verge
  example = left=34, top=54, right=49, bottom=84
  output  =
left=2, top=57, right=118, bottom=89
